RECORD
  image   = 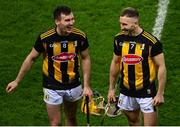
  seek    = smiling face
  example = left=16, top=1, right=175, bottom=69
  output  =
left=119, top=16, right=138, bottom=35
left=55, top=12, right=75, bottom=36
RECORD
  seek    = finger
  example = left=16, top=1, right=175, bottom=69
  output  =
left=153, top=100, right=159, bottom=106
left=88, top=95, right=92, bottom=101
left=6, top=86, right=9, bottom=92
left=159, top=102, right=164, bottom=106
left=6, top=87, right=12, bottom=93
left=7, top=86, right=15, bottom=93
left=6, top=86, right=11, bottom=92
left=152, top=99, right=156, bottom=106
left=109, top=97, right=115, bottom=103
left=113, top=96, right=116, bottom=102
left=108, top=97, right=112, bottom=103
left=157, top=100, right=164, bottom=106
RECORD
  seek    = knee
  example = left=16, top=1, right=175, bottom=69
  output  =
left=50, top=119, right=61, bottom=126
left=124, top=110, right=141, bottom=126
left=127, top=115, right=140, bottom=126
left=65, top=116, right=77, bottom=126
left=67, top=117, right=76, bottom=122
left=128, top=119, right=140, bottom=126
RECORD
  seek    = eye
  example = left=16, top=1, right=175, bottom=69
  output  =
left=65, top=19, right=71, bottom=22
left=65, top=17, right=74, bottom=22
left=121, top=23, right=127, bottom=26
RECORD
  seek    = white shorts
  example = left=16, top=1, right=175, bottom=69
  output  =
left=118, top=93, right=156, bottom=113
left=43, top=85, right=83, bottom=105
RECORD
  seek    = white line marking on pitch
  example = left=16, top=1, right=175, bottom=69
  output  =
left=152, top=0, right=170, bottom=40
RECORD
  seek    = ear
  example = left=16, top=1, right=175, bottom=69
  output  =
left=55, top=19, right=60, bottom=26
left=134, top=21, right=139, bottom=28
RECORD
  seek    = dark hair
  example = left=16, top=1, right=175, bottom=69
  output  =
left=121, top=7, right=139, bottom=18
left=53, top=5, right=72, bottom=20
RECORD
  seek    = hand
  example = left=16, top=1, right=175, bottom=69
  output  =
left=6, top=80, right=18, bottom=93
left=83, top=86, right=93, bottom=101
left=108, top=89, right=116, bottom=103
left=152, top=94, right=164, bottom=106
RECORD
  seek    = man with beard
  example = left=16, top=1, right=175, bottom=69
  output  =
left=108, top=7, right=166, bottom=126
left=6, top=5, right=93, bottom=126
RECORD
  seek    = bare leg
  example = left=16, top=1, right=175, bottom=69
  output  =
left=46, top=103, right=61, bottom=126
left=123, top=109, right=141, bottom=126
left=143, top=111, right=157, bottom=126
left=64, top=100, right=78, bottom=126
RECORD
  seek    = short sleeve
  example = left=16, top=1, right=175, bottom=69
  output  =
left=34, top=35, right=45, bottom=53
left=80, top=36, right=89, bottom=51
left=114, top=38, right=121, bottom=56
left=151, top=41, right=163, bottom=57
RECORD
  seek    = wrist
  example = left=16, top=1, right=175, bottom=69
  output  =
left=109, top=86, right=115, bottom=91
left=84, top=86, right=90, bottom=89
left=157, top=91, right=164, bottom=96
left=15, top=79, right=20, bottom=84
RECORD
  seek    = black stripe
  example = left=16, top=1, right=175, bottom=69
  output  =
left=128, top=42, right=136, bottom=90
left=142, top=44, right=150, bottom=89
left=60, top=42, right=69, bottom=83
left=120, top=63, right=124, bottom=90
left=43, top=74, right=80, bottom=90
left=74, top=48, right=79, bottom=80
left=47, top=42, right=54, bottom=79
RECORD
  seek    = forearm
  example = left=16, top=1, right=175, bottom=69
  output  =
left=15, top=55, right=36, bottom=83
left=82, top=56, right=91, bottom=87
left=109, top=61, right=119, bottom=91
left=157, top=65, right=166, bottom=95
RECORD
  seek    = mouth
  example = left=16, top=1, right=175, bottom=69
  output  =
left=67, top=25, right=73, bottom=30
left=65, top=25, right=73, bottom=33
left=122, top=29, right=128, bottom=32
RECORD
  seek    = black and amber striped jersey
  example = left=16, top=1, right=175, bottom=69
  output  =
left=114, top=30, right=163, bottom=97
left=34, top=27, right=89, bottom=90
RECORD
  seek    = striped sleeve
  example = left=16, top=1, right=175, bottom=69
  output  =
left=80, top=36, right=89, bottom=51
left=34, top=35, right=45, bottom=53
left=151, top=40, right=163, bottom=57
left=114, top=37, right=121, bottom=56
left=72, top=28, right=89, bottom=51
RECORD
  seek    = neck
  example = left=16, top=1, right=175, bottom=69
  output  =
left=56, top=27, right=68, bottom=36
left=133, top=26, right=143, bottom=36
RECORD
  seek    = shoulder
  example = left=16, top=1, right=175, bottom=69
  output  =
left=141, top=30, right=159, bottom=44
left=39, top=28, right=56, bottom=40
left=114, top=31, right=126, bottom=41
left=72, top=27, right=86, bottom=39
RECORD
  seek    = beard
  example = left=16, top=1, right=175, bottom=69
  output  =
left=65, top=25, right=73, bottom=34
left=122, top=28, right=134, bottom=36
left=57, top=25, right=73, bottom=35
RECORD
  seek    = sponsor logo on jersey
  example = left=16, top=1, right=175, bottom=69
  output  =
left=122, top=54, right=143, bottom=65
left=52, top=52, right=76, bottom=62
